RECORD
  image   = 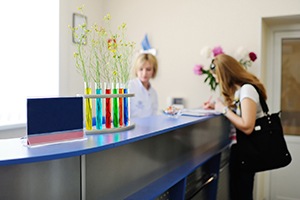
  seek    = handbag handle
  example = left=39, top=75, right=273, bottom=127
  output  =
left=248, top=85, right=269, bottom=115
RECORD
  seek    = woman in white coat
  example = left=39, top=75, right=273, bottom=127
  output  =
left=128, top=53, right=158, bottom=118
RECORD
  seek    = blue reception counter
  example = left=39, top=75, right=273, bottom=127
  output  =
left=0, top=114, right=230, bottom=200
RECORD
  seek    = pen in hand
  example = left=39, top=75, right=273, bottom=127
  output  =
left=203, top=95, right=215, bottom=109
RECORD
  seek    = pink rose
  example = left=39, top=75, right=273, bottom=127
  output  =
left=193, top=64, right=204, bottom=75
left=212, top=46, right=224, bottom=57
left=249, top=52, right=257, bottom=62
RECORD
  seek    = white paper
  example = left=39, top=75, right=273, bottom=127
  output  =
left=181, top=108, right=220, bottom=116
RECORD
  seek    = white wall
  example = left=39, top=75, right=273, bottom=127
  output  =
left=59, top=0, right=105, bottom=97
left=60, top=0, right=300, bottom=111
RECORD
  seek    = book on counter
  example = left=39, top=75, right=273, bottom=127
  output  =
left=181, top=108, right=220, bottom=117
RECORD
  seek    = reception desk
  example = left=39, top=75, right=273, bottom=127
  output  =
left=0, top=114, right=230, bottom=200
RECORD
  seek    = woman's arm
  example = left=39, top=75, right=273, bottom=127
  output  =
left=215, top=98, right=257, bottom=134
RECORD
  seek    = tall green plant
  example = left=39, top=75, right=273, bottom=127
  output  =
left=116, top=23, right=136, bottom=86
left=70, top=6, right=136, bottom=87
left=69, top=6, right=93, bottom=87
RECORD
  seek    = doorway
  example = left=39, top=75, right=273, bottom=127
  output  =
left=262, top=16, right=300, bottom=200
left=281, top=38, right=300, bottom=136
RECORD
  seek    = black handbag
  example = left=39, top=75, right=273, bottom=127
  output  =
left=236, top=86, right=292, bottom=172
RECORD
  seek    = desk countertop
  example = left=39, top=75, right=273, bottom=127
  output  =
left=0, top=114, right=218, bottom=166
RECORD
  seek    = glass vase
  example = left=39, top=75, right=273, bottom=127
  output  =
left=95, top=82, right=103, bottom=130
left=105, top=82, right=112, bottom=128
left=84, top=82, right=93, bottom=130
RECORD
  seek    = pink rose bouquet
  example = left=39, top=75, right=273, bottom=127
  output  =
left=194, top=45, right=257, bottom=91
left=193, top=46, right=224, bottom=91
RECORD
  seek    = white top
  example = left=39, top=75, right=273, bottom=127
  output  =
left=128, top=78, right=158, bottom=118
left=234, top=84, right=264, bottom=119
left=230, top=84, right=264, bottom=145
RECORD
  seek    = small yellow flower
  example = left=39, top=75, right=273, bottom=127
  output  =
left=78, top=5, right=85, bottom=14
left=118, top=23, right=127, bottom=30
left=104, top=14, right=111, bottom=21
left=113, top=70, right=118, bottom=76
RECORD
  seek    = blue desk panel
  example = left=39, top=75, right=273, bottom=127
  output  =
left=0, top=114, right=231, bottom=200
left=0, top=115, right=218, bottom=166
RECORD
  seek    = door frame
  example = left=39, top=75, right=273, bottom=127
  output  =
left=264, top=22, right=300, bottom=200
left=267, top=28, right=300, bottom=112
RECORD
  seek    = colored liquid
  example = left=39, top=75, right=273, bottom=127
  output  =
left=105, top=89, right=111, bottom=128
left=85, top=87, right=92, bottom=130
left=119, top=88, right=124, bottom=126
left=113, top=88, right=119, bottom=128
left=95, top=88, right=102, bottom=130
left=124, top=88, right=129, bottom=126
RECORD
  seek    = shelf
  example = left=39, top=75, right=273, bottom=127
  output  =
left=124, top=145, right=228, bottom=200
left=77, top=93, right=135, bottom=99
left=85, top=123, right=135, bottom=134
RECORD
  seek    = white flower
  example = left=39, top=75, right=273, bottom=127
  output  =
left=200, top=46, right=212, bottom=59
left=235, top=46, right=248, bottom=61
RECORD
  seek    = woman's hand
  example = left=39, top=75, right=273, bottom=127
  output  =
left=203, top=100, right=215, bottom=109
left=203, top=96, right=215, bottom=109
left=214, top=98, right=226, bottom=113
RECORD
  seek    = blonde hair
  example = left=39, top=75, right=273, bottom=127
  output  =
left=213, top=54, right=267, bottom=108
left=133, top=53, right=158, bottom=78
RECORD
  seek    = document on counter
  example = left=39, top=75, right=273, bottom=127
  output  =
left=181, top=108, right=220, bottom=117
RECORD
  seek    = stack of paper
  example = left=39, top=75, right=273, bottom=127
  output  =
left=181, top=108, right=220, bottom=117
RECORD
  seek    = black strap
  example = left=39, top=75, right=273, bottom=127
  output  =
left=250, top=85, right=269, bottom=114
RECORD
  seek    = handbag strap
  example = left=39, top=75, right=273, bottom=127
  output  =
left=249, top=84, right=269, bottom=115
